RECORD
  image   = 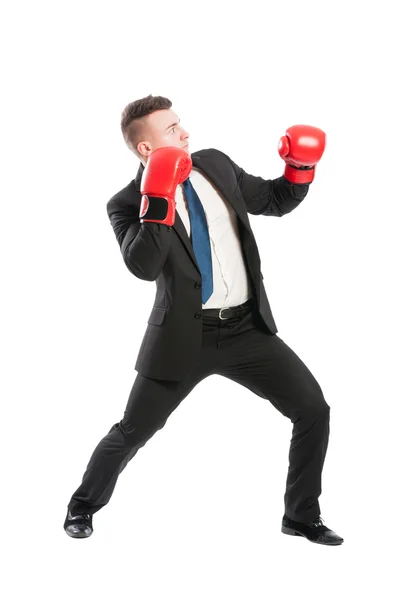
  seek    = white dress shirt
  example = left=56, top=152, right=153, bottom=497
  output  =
left=175, top=167, right=253, bottom=309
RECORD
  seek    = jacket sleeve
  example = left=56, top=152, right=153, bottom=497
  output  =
left=107, top=195, right=172, bottom=282
left=224, top=152, right=310, bottom=217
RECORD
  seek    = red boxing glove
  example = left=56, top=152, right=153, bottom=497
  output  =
left=140, top=146, right=192, bottom=226
left=278, top=125, right=326, bottom=184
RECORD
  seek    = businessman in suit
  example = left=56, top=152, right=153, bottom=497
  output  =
left=64, top=94, right=343, bottom=545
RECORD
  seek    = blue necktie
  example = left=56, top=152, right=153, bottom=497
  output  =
left=182, top=178, right=213, bottom=304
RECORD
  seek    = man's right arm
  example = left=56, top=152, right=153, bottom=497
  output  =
left=107, top=147, right=191, bottom=282
left=107, top=196, right=172, bottom=282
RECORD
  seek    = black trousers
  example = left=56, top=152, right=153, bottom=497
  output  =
left=68, top=308, right=330, bottom=523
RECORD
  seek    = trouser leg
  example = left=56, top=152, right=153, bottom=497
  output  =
left=216, top=312, right=330, bottom=522
left=68, top=368, right=209, bottom=515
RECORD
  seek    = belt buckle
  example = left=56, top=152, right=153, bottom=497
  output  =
left=218, top=307, right=229, bottom=320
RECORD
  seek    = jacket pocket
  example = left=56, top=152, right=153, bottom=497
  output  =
left=147, top=307, right=166, bottom=326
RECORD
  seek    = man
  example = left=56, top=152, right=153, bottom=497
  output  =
left=64, top=94, right=343, bottom=545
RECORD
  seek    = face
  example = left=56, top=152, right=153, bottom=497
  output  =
left=137, top=109, right=190, bottom=163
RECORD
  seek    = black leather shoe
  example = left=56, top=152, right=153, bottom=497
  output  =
left=282, top=514, right=343, bottom=545
left=64, top=509, right=93, bottom=538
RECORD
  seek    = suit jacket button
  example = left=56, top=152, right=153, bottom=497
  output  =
left=194, top=312, right=202, bottom=319
left=194, top=282, right=201, bottom=289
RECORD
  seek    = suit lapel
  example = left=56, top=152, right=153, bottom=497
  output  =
left=192, top=154, right=251, bottom=229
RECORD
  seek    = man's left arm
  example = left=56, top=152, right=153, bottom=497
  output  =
left=230, top=165, right=309, bottom=217
left=227, top=124, right=326, bottom=217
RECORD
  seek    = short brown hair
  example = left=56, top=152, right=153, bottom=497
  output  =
left=120, top=94, right=172, bottom=156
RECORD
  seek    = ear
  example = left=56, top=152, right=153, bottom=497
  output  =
left=137, top=141, right=151, bottom=158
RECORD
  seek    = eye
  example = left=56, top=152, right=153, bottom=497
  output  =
left=170, top=127, right=175, bottom=133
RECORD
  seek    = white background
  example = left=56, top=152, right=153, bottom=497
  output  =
left=1, top=0, right=397, bottom=598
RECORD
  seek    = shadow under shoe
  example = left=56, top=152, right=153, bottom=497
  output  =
left=64, top=509, right=93, bottom=538
left=282, top=514, right=343, bottom=546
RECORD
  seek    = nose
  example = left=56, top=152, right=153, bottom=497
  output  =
left=181, top=128, right=189, bottom=140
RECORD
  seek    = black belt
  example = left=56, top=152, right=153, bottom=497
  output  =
left=202, top=297, right=254, bottom=320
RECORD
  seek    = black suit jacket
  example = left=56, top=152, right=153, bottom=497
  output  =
left=107, top=148, right=309, bottom=381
